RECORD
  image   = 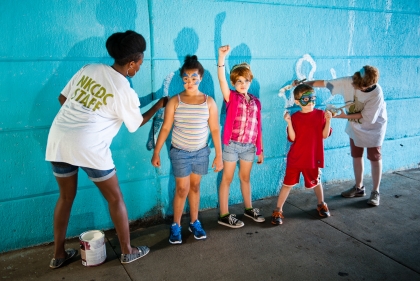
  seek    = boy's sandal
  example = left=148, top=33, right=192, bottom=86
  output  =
left=120, top=246, right=150, bottom=264
left=49, top=248, right=77, bottom=269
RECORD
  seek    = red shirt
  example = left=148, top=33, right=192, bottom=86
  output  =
left=286, top=109, right=332, bottom=169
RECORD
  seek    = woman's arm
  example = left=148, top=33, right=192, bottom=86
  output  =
left=207, top=97, right=223, bottom=172
left=293, top=80, right=326, bottom=88
left=58, top=94, right=67, bottom=106
left=140, top=97, right=168, bottom=127
left=217, top=45, right=231, bottom=102
left=151, top=97, right=176, bottom=167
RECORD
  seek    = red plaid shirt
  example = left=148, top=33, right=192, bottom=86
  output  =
left=230, top=93, right=259, bottom=144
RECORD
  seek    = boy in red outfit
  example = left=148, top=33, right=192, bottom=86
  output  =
left=272, top=84, right=332, bottom=225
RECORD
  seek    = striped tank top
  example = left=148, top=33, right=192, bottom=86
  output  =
left=172, top=94, right=209, bottom=151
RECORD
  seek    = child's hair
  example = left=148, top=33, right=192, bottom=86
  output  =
left=106, top=30, right=146, bottom=66
left=352, top=65, right=379, bottom=89
left=179, top=55, right=204, bottom=77
left=230, top=63, right=253, bottom=84
left=293, top=84, right=314, bottom=99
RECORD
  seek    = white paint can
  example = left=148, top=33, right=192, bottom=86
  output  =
left=79, top=230, right=107, bottom=266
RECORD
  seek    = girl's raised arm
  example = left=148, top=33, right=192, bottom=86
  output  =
left=217, top=45, right=231, bottom=102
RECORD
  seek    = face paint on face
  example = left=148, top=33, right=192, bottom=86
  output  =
left=182, top=71, right=201, bottom=86
left=296, top=91, right=316, bottom=106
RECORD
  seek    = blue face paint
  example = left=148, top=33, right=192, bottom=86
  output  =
left=182, top=71, right=201, bottom=86
left=296, top=91, right=316, bottom=106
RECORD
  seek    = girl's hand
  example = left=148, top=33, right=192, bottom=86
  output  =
left=151, top=153, right=161, bottom=167
left=212, top=156, right=224, bottom=172
left=257, top=152, right=264, bottom=164
left=218, top=45, right=230, bottom=57
left=284, top=111, right=291, bottom=122
left=325, top=110, right=332, bottom=120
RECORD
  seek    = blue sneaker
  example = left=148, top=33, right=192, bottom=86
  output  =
left=188, top=220, right=207, bottom=240
left=169, top=223, right=182, bottom=244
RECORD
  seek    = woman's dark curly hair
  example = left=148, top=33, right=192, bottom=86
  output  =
left=106, top=30, right=146, bottom=66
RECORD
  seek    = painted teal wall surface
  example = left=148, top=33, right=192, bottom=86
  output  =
left=1, top=0, right=419, bottom=253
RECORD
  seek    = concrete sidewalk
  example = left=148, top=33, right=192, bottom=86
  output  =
left=1, top=168, right=420, bottom=281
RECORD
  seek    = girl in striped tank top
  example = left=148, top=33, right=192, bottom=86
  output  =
left=151, top=55, right=223, bottom=244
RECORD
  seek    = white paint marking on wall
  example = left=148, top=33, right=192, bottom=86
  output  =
left=295, top=54, right=316, bottom=81
left=330, top=68, right=337, bottom=79
left=347, top=0, right=355, bottom=56
left=385, top=0, right=392, bottom=32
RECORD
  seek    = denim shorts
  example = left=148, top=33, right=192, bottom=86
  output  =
left=222, top=141, right=256, bottom=162
left=169, top=145, right=210, bottom=178
left=50, top=162, right=116, bottom=182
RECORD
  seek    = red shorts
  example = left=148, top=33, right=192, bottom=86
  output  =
left=283, top=167, right=321, bottom=189
left=350, top=139, right=382, bottom=161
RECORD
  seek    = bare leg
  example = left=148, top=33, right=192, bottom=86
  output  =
left=219, top=161, right=237, bottom=215
left=94, top=174, right=134, bottom=255
left=187, top=173, right=202, bottom=223
left=53, top=174, right=78, bottom=259
left=238, top=160, right=253, bottom=209
left=313, top=183, right=325, bottom=205
left=371, top=160, right=382, bottom=192
left=275, top=185, right=293, bottom=211
left=173, top=176, right=190, bottom=225
left=353, top=157, right=364, bottom=188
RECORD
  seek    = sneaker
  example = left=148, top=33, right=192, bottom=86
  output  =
left=189, top=220, right=207, bottom=240
left=244, top=208, right=265, bottom=222
left=218, top=214, right=244, bottom=228
left=367, top=191, right=380, bottom=206
left=169, top=223, right=182, bottom=244
left=271, top=211, right=284, bottom=225
left=317, top=202, right=331, bottom=217
left=120, top=246, right=150, bottom=264
left=341, top=185, right=366, bottom=198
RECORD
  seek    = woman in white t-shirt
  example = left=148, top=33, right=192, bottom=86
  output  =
left=294, top=66, right=387, bottom=206
left=46, top=31, right=167, bottom=268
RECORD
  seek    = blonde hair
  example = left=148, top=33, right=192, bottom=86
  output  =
left=352, top=65, right=379, bottom=89
left=230, top=63, right=253, bottom=84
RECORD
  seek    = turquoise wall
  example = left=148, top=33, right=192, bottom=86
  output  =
left=1, top=0, right=419, bottom=253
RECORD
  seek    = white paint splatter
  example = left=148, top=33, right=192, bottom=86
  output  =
left=295, top=54, right=316, bottom=81
left=330, top=68, right=337, bottom=79
left=385, top=0, right=392, bottom=32
left=347, top=0, right=355, bottom=56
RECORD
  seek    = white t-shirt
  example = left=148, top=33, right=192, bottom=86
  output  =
left=325, top=77, right=387, bottom=147
left=46, top=64, right=143, bottom=170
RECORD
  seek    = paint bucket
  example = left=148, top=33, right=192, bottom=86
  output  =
left=79, top=230, right=106, bottom=266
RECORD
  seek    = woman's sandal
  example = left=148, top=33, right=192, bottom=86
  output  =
left=120, top=246, right=150, bottom=264
left=49, top=248, right=77, bottom=269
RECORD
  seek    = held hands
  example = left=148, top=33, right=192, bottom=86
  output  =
left=292, top=79, right=307, bottom=87
left=218, top=45, right=230, bottom=58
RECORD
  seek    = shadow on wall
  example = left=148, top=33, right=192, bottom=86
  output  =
left=28, top=0, right=141, bottom=231
left=150, top=27, right=216, bottom=216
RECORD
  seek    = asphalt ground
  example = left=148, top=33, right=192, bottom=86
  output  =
left=1, top=168, right=420, bottom=281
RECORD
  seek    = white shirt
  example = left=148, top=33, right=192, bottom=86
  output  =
left=325, top=77, right=387, bottom=147
left=46, top=64, right=143, bottom=170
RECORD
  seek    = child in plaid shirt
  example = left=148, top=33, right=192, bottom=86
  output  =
left=216, top=45, right=264, bottom=228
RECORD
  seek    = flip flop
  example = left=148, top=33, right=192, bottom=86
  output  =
left=49, top=248, right=77, bottom=269
left=120, top=246, right=150, bottom=264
